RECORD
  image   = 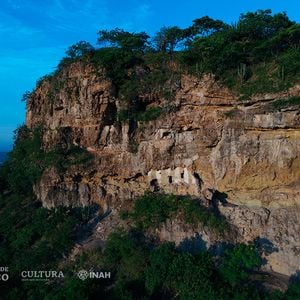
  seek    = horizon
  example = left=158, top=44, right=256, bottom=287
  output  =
left=1, top=0, right=300, bottom=152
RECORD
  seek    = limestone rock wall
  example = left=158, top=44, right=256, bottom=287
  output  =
left=26, top=62, right=300, bottom=275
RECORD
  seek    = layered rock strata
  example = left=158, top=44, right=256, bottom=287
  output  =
left=26, top=62, right=300, bottom=275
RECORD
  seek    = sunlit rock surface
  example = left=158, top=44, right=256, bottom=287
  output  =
left=26, top=62, right=300, bottom=275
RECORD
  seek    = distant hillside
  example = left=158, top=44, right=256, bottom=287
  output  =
left=0, top=152, right=7, bottom=164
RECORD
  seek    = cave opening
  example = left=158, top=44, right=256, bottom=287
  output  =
left=150, top=179, right=159, bottom=192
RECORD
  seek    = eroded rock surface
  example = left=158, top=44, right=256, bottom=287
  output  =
left=26, top=62, right=300, bottom=275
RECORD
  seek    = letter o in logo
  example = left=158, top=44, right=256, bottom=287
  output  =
left=1, top=274, right=9, bottom=281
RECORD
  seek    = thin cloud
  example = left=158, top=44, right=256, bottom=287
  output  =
left=45, top=0, right=110, bottom=34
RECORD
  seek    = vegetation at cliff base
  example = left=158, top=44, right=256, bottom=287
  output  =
left=0, top=191, right=99, bottom=299
left=122, top=192, right=228, bottom=233
left=16, top=229, right=297, bottom=300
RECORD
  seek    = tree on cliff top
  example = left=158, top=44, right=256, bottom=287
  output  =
left=97, top=28, right=149, bottom=52
left=153, top=26, right=185, bottom=53
left=237, top=9, right=294, bottom=40
left=65, top=41, right=95, bottom=59
left=188, top=16, right=227, bottom=38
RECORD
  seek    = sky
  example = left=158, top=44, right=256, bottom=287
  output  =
left=0, top=0, right=299, bottom=151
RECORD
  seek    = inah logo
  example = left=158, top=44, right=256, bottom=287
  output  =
left=77, top=269, right=111, bottom=280
left=77, top=270, right=89, bottom=281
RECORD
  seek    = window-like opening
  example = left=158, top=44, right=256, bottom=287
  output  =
left=150, top=179, right=159, bottom=192
left=169, top=176, right=173, bottom=183
left=181, top=172, right=184, bottom=179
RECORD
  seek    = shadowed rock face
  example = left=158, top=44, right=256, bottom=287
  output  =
left=26, top=62, right=300, bottom=275
left=155, top=205, right=299, bottom=276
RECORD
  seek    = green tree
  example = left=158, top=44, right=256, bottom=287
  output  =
left=65, top=41, right=95, bottom=59
left=145, top=242, right=177, bottom=294
left=128, top=192, right=178, bottom=229
left=219, top=243, right=262, bottom=286
left=285, top=283, right=300, bottom=300
left=104, top=230, right=149, bottom=280
left=97, top=28, right=149, bottom=52
left=4, top=126, right=44, bottom=194
left=153, top=26, right=184, bottom=53
left=189, top=16, right=227, bottom=37
left=238, top=9, right=294, bottom=40
left=167, top=251, right=215, bottom=300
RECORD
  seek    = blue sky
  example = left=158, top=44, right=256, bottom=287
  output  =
left=0, top=0, right=299, bottom=151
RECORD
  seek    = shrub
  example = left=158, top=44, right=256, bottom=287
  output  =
left=272, top=96, right=300, bottom=110
left=65, top=41, right=95, bottom=59
left=21, top=90, right=32, bottom=103
left=219, top=243, right=262, bottom=286
left=128, top=192, right=178, bottom=229
left=135, top=107, right=162, bottom=122
left=126, top=192, right=228, bottom=232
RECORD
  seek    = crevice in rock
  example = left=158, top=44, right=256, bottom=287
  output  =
left=193, top=172, right=203, bottom=189
left=245, top=127, right=300, bottom=131
left=124, top=173, right=143, bottom=183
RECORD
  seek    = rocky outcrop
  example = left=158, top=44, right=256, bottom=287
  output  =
left=220, top=205, right=300, bottom=275
left=26, top=62, right=300, bottom=276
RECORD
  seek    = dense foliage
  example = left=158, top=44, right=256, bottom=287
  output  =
left=54, top=9, right=299, bottom=106
left=0, top=126, right=99, bottom=298
left=0, top=191, right=99, bottom=299
left=0, top=125, right=93, bottom=195
left=11, top=229, right=296, bottom=300
left=272, top=96, right=300, bottom=110
left=122, top=192, right=228, bottom=233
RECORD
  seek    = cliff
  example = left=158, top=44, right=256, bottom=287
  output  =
left=26, top=61, right=300, bottom=276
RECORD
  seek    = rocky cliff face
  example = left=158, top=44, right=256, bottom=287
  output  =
left=26, top=62, right=300, bottom=276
